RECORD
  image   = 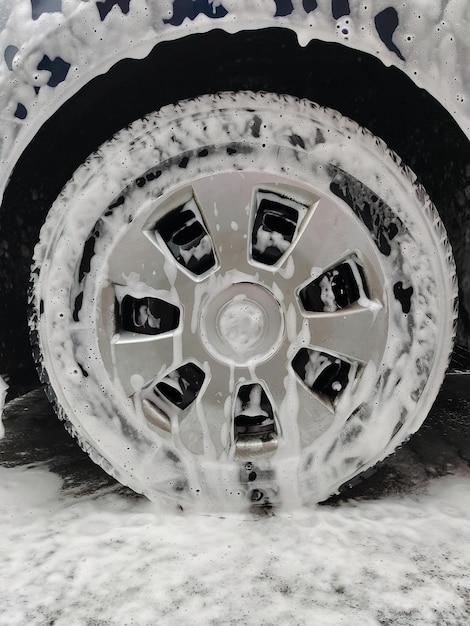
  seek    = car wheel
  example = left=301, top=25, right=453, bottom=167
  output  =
left=30, top=92, right=457, bottom=511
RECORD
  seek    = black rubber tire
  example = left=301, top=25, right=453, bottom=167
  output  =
left=30, top=92, right=457, bottom=511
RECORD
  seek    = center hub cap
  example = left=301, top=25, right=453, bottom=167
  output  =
left=200, top=282, right=285, bottom=366
left=218, top=298, right=265, bottom=349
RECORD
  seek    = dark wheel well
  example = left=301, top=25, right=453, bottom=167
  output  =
left=1, top=26, right=469, bottom=395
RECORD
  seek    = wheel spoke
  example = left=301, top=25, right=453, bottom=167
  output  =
left=195, top=361, right=237, bottom=458
left=107, top=228, right=169, bottom=289
left=191, top=173, right=257, bottom=276
left=111, top=333, right=177, bottom=397
left=284, top=374, right=336, bottom=448
left=300, top=305, right=386, bottom=365
left=288, top=196, right=382, bottom=287
left=252, top=358, right=337, bottom=449
left=191, top=173, right=320, bottom=277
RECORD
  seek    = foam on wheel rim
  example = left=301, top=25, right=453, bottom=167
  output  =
left=30, top=92, right=457, bottom=511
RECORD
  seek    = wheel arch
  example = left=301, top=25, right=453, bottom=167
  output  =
left=1, top=26, right=469, bottom=394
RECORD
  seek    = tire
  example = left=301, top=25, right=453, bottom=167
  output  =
left=30, top=92, right=457, bottom=511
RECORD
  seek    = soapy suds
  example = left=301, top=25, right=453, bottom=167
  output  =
left=277, top=254, right=296, bottom=280
left=234, top=383, right=269, bottom=418
left=0, top=375, right=8, bottom=439
left=2, top=465, right=470, bottom=626
left=304, top=351, right=339, bottom=388
left=319, top=273, right=337, bottom=312
left=254, top=224, right=291, bottom=255
left=29, top=93, right=456, bottom=511
left=179, top=233, right=212, bottom=265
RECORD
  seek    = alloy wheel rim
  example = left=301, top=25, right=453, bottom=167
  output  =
left=99, top=170, right=388, bottom=460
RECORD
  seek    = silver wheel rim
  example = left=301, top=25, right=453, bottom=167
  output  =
left=97, top=171, right=388, bottom=461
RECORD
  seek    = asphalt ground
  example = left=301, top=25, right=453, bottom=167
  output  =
left=2, top=376, right=470, bottom=505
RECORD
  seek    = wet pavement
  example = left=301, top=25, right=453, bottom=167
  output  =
left=1, top=376, right=470, bottom=505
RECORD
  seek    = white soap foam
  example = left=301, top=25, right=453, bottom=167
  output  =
left=2, top=465, right=470, bottom=625
left=0, top=375, right=8, bottom=439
